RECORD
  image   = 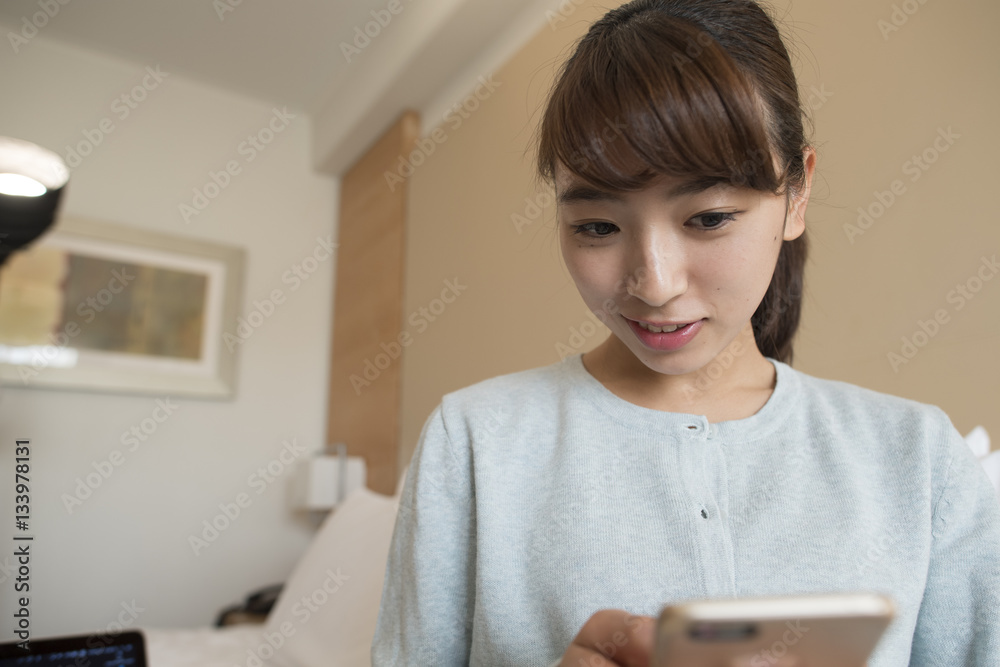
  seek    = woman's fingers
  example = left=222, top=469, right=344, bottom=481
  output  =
left=563, top=609, right=657, bottom=667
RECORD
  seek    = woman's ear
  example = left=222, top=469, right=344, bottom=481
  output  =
left=783, top=147, right=816, bottom=241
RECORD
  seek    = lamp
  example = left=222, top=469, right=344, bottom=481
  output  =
left=0, top=137, right=70, bottom=269
left=292, top=443, right=367, bottom=512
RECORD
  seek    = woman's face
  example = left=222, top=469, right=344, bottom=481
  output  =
left=556, top=158, right=811, bottom=380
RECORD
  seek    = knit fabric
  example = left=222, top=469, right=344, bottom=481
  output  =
left=371, top=354, right=1000, bottom=666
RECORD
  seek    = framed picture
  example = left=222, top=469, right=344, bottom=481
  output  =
left=0, top=216, right=245, bottom=398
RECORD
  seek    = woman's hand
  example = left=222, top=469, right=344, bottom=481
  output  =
left=556, top=609, right=657, bottom=666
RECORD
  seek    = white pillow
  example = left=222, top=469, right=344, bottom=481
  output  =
left=262, top=474, right=404, bottom=667
left=965, top=426, right=1000, bottom=497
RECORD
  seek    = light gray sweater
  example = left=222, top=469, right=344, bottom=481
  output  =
left=371, top=354, right=1000, bottom=666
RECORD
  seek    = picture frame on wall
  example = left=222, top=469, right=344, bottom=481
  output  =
left=0, top=216, right=245, bottom=398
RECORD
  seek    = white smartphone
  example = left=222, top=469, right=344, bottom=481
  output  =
left=652, top=593, right=894, bottom=667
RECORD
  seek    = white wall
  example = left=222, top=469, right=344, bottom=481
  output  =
left=0, top=34, right=338, bottom=636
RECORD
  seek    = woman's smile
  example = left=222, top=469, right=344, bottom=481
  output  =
left=624, top=316, right=706, bottom=352
left=555, top=161, right=809, bottom=391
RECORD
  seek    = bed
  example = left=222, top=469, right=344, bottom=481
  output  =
left=142, top=478, right=402, bottom=667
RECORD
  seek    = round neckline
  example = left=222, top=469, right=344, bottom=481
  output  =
left=561, top=352, right=796, bottom=442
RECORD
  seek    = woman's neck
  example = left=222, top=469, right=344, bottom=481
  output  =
left=581, top=323, right=777, bottom=423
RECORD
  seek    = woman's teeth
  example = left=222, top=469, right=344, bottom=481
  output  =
left=638, top=321, right=683, bottom=333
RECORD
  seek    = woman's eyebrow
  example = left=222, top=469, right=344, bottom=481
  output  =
left=557, top=184, right=622, bottom=205
left=670, top=178, right=728, bottom=198
left=557, top=178, right=726, bottom=206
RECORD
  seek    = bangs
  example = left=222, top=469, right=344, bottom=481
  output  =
left=538, top=11, right=782, bottom=193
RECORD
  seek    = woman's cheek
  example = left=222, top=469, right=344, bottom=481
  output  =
left=568, top=253, right=615, bottom=297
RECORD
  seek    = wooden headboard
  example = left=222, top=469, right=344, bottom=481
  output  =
left=326, top=111, right=419, bottom=496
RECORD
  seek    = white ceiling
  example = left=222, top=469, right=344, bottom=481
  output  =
left=0, top=0, right=556, bottom=174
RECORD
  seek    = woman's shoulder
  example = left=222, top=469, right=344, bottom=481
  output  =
left=440, top=357, right=570, bottom=407
left=429, top=357, right=577, bottom=436
left=777, top=359, right=960, bottom=444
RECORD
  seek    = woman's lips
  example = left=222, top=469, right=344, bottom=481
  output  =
left=632, top=319, right=696, bottom=330
left=624, top=316, right=705, bottom=351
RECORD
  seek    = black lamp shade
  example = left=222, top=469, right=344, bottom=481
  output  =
left=0, top=137, right=70, bottom=269
left=0, top=184, right=66, bottom=267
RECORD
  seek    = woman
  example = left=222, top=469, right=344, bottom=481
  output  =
left=371, top=1, right=1000, bottom=665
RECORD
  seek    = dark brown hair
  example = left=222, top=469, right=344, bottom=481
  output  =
left=536, top=0, right=810, bottom=364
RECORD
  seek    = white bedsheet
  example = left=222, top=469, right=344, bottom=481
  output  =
left=139, top=483, right=402, bottom=667
left=142, top=626, right=299, bottom=667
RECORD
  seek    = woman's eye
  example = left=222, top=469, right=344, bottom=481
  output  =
left=572, top=221, right=619, bottom=237
left=689, top=211, right=737, bottom=230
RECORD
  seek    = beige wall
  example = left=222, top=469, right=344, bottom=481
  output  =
left=399, top=0, right=999, bottom=469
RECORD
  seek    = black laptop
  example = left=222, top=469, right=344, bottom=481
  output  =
left=0, top=630, right=146, bottom=666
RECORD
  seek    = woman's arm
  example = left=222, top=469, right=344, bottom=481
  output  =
left=909, top=415, right=1000, bottom=664
left=370, top=403, right=476, bottom=666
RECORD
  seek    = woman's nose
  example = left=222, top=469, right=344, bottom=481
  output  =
left=624, top=237, right=687, bottom=307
